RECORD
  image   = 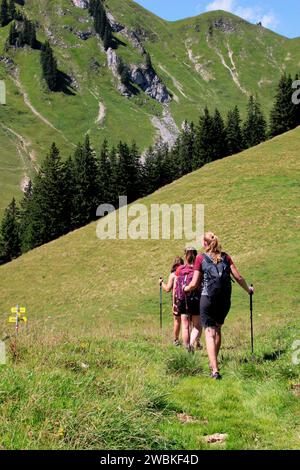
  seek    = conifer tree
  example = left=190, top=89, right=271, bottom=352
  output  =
left=294, top=73, right=300, bottom=127
left=41, top=41, right=58, bottom=91
left=117, top=141, right=141, bottom=203
left=0, top=0, right=9, bottom=27
left=212, top=108, right=227, bottom=160
left=19, top=179, right=34, bottom=253
left=226, top=106, right=244, bottom=155
left=71, top=135, right=99, bottom=228
left=22, top=143, right=68, bottom=249
left=98, top=138, right=112, bottom=205
left=142, top=146, right=160, bottom=195
left=103, top=23, right=112, bottom=50
left=243, top=95, right=267, bottom=148
left=270, top=73, right=296, bottom=137
left=8, top=0, right=15, bottom=19
left=193, top=107, right=215, bottom=169
left=178, top=121, right=195, bottom=174
left=0, top=197, right=21, bottom=264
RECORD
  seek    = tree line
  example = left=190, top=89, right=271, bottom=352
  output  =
left=0, top=73, right=299, bottom=265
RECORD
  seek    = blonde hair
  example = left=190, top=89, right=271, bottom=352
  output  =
left=204, top=232, right=222, bottom=264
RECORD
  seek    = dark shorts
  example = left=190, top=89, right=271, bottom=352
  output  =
left=200, top=295, right=231, bottom=328
left=177, top=297, right=200, bottom=316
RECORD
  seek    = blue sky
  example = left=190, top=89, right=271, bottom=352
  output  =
left=134, top=0, right=299, bottom=38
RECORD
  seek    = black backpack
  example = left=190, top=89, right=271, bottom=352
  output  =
left=202, top=253, right=232, bottom=300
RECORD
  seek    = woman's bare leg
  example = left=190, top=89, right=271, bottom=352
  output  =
left=205, top=327, right=219, bottom=374
left=215, top=325, right=222, bottom=356
left=190, top=316, right=201, bottom=347
left=181, top=315, right=190, bottom=348
left=174, top=316, right=181, bottom=341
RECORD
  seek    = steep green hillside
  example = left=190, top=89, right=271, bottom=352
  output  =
left=0, top=0, right=299, bottom=212
left=0, top=128, right=299, bottom=449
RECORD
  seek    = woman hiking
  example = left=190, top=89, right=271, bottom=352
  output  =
left=174, top=247, right=202, bottom=353
left=160, top=257, right=184, bottom=346
left=184, top=232, right=254, bottom=379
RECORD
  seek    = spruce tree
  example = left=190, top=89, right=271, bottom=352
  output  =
left=142, top=146, right=160, bottom=195
left=270, top=73, right=296, bottom=137
left=41, top=41, right=58, bottom=91
left=212, top=108, right=227, bottom=160
left=22, top=143, right=68, bottom=249
left=103, top=23, right=112, bottom=50
left=193, top=107, right=215, bottom=169
left=117, top=141, right=141, bottom=203
left=293, top=73, right=300, bottom=128
left=178, top=120, right=194, bottom=175
left=108, top=146, right=119, bottom=207
left=243, top=95, right=267, bottom=148
left=98, top=138, right=112, bottom=205
left=71, top=135, right=99, bottom=228
left=8, top=0, right=15, bottom=20
left=19, top=179, right=34, bottom=253
left=0, top=0, right=9, bottom=27
left=226, top=106, right=244, bottom=155
left=0, top=198, right=21, bottom=264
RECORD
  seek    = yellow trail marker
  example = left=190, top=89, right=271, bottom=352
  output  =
left=11, top=307, right=26, bottom=314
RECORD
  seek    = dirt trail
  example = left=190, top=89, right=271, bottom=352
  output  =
left=10, top=72, right=74, bottom=145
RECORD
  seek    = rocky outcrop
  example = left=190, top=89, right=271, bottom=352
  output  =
left=130, top=65, right=171, bottom=103
left=212, top=17, right=237, bottom=33
left=71, top=0, right=89, bottom=8
left=106, top=47, right=121, bottom=77
left=106, top=47, right=170, bottom=103
left=151, top=106, right=179, bottom=148
left=106, top=12, right=124, bottom=33
left=63, top=24, right=94, bottom=40
left=0, top=55, right=15, bottom=70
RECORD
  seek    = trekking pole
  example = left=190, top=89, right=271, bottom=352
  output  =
left=159, top=278, right=163, bottom=334
left=250, top=285, right=254, bottom=356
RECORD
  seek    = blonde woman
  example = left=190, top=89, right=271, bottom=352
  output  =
left=185, top=232, right=254, bottom=379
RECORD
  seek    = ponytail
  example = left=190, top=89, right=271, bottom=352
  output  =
left=204, top=232, right=222, bottom=263
left=185, top=247, right=198, bottom=265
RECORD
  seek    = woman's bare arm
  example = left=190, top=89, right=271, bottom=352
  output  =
left=161, top=273, right=175, bottom=293
left=231, top=263, right=254, bottom=294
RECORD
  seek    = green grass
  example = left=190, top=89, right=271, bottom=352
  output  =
left=0, top=127, right=299, bottom=449
left=1, top=0, right=300, bottom=213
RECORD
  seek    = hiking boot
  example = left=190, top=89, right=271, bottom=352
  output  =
left=211, top=372, right=222, bottom=380
left=195, top=341, right=203, bottom=350
left=188, top=345, right=195, bottom=355
left=173, top=339, right=181, bottom=347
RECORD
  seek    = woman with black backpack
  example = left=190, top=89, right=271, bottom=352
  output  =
left=185, top=232, right=254, bottom=380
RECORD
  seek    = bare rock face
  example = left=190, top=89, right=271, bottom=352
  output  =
left=63, top=24, right=94, bottom=40
left=106, top=47, right=122, bottom=77
left=130, top=65, right=171, bottom=103
left=212, top=17, right=237, bottom=33
left=106, top=11, right=124, bottom=33
left=71, top=0, right=89, bottom=8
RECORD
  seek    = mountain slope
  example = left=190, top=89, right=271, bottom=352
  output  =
left=0, top=0, right=299, bottom=212
left=0, top=128, right=299, bottom=449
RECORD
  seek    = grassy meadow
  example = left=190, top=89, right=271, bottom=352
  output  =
left=0, top=127, right=299, bottom=449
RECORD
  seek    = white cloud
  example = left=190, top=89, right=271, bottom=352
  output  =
left=205, top=0, right=234, bottom=11
left=204, top=0, right=279, bottom=30
left=261, top=13, right=279, bottom=29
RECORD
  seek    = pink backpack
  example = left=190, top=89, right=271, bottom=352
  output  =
left=175, top=264, right=195, bottom=302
